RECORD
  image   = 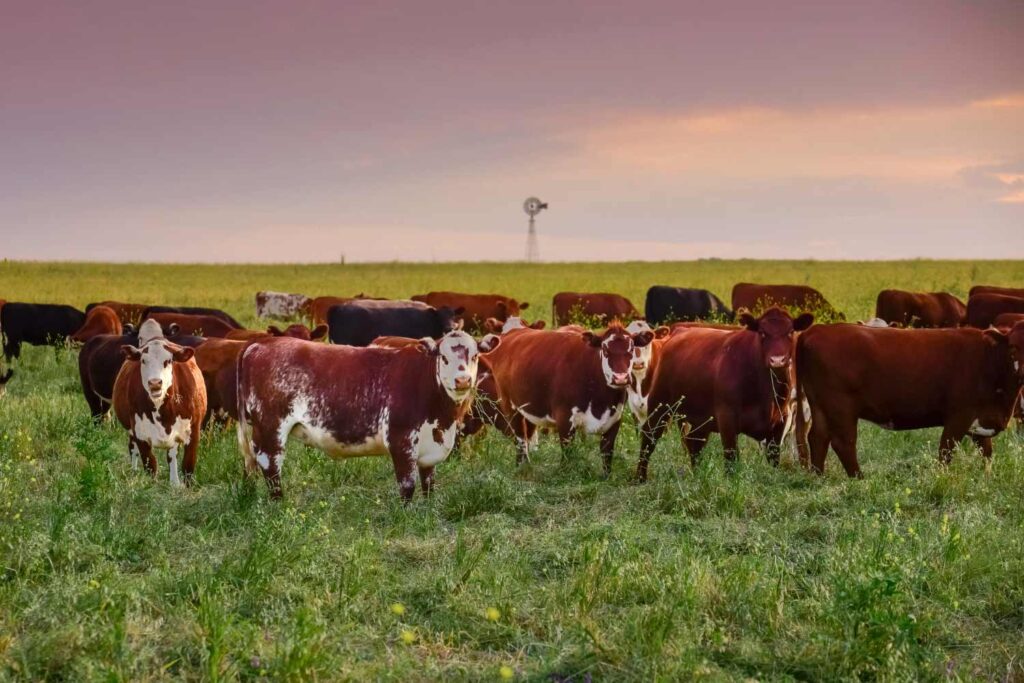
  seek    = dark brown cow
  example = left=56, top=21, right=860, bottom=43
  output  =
left=411, top=292, right=528, bottom=333
left=875, top=289, right=966, bottom=328
left=635, top=308, right=813, bottom=481
left=969, top=285, right=1024, bottom=299
left=482, top=323, right=655, bottom=473
left=71, top=305, right=123, bottom=343
left=225, top=324, right=328, bottom=342
left=86, top=301, right=150, bottom=326
left=309, top=294, right=378, bottom=327
left=794, top=323, right=1024, bottom=477
left=143, top=312, right=236, bottom=338
left=237, top=331, right=495, bottom=500
left=965, top=293, right=1024, bottom=329
left=552, top=292, right=639, bottom=327
left=112, top=323, right=207, bottom=486
left=732, top=282, right=844, bottom=321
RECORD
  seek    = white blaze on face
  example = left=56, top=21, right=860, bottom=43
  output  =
left=436, top=331, right=479, bottom=401
left=137, top=341, right=177, bottom=407
left=137, top=319, right=164, bottom=345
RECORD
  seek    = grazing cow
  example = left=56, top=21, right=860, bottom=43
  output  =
left=875, top=289, right=966, bottom=328
left=0, top=368, right=12, bottom=397
left=994, top=313, right=1024, bottom=330
left=328, top=300, right=463, bottom=347
left=255, top=291, right=311, bottom=320
left=112, top=323, right=207, bottom=486
left=635, top=308, right=814, bottom=481
left=71, top=305, right=123, bottom=343
left=143, top=312, right=236, bottom=338
left=644, top=286, right=734, bottom=325
left=965, top=293, right=1024, bottom=329
left=794, top=324, right=1024, bottom=477
left=552, top=292, right=639, bottom=327
left=86, top=301, right=150, bottom=326
left=411, top=292, right=528, bottom=333
left=482, top=323, right=655, bottom=472
left=732, top=283, right=844, bottom=321
left=1, top=302, right=86, bottom=360
left=141, top=305, right=242, bottom=329
left=969, top=285, right=1024, bottom=299
left=225, top=324, right=328, bottom=342
left=237, top=330, right=495, bottom=500
left=483, top=316, right=547, bottom=334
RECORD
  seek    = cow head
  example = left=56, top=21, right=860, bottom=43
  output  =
left=137, top=319, right=164, bottom=345
left=267, top=323, right=329, bottom=341
left=624, top=320, right=670, bottom=380
left=582, top=323, right=655, bottom=389
left=485, top=316, right=546, bottom=334
left=426, top=330, right=495, bottom=402
left=121, top=340, right=195, bottom=406
left=739, top=307, right=814, bottom=369
left=991, top=322, right=1024, bottom=384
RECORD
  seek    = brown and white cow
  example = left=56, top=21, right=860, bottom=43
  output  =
left=225, top=324, right=328, bottom=342
left=965, top=293, right=1024, bottom=329
left=112, top=320, right=207, bottom=486
left=732, top=283, right=843, bottom=321
left=551, top=292, right=640, bottom=327
left=622, top=320, right=671, bottom=428
left=635, top=308, right=813, bottom=481
left=875, top=289, right=966, bottom=328
left=483, top=316, right=547, bottom=334
left=482, top=323, right=655, bottom=473
left=71, top=305, right=124, bottom=343
left=794, top=323, right=1024, bottom=477
left=144, top=312, right=236, bottom=338
left=237, top=330, right=495, bottom=500
left=255, top=291, right=311, bottom=320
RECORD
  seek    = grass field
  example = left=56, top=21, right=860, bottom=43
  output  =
left=1, top=259, right=1023, bottom=681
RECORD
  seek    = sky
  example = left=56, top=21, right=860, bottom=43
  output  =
left=2, top=0, right=1022, bottom=262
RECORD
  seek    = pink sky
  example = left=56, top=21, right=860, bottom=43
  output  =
left=2, top=1, right=1022, bottom=261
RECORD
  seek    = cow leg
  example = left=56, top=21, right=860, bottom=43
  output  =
left=683, top=422, right=712, bottom=470
left=828, top=418, right=861, bottom=478
left=128, top=436, right=143, bottom=471
left=249, top=422, right=285, bottom=499
left=938, top=419, right=971, bottom=465
left=636, top=405, right=670, bottom=482
left=513, top=414, right=536, bottom=466
left=181, top=427, right=201, bottom=487
left=970, top=434, right=993, bottom=473
left=419, top=464, right=436, bottom=497
left=136, top=438, right=157, bottom=477
left=717, top=411, right=741, bottom=468
left=807, top=405, right=831, bottom=475
left=388, top=439, right=418, bottom=503
left=765, top=419, right=787, bottom=467
left=167, top=446, right=182, bottom=488
left=599, top=420, right=621, bottom=478
left=555, top=411, right=575, bottom=458
left=3, top=339, right=20, bottom=362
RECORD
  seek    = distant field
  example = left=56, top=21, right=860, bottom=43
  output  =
left=1, top=259, right=1023, bottom=681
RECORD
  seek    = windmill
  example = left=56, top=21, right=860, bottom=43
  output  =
left=523, top=196, right=548, bottom=263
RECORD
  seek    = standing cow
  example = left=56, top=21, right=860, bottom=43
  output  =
left=1, top=302, right=86, bottom=360
left=552, top=292, right=639, bottom=327
left=644, top=286, right=733, bottom=324
left=328, top=300, right=463, bottom=346
left=255, top=291, right=311, bottom=320
left=875, top=289, right=966, bottom=328
left=732, top=283, right=844, bottom=321
left=237, top=330, right=495, bottom=500
left=965, top=293, right=1024, bottom=329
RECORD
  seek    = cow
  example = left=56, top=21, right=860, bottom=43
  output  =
left=85, top=301, right=150, bottom=326
left=255, top=291, right=311, bottom=320
left=552, top=292, right=639, bottom=327
left=112, top=320, right=207, bottom=486
left=635, top=308, right=814, bottom=481
left=965, top=293, right=1024, bottom=329
left=309, top=294, right=377, bottom=327
left=644, top=286, right=734, bottom=325
left=1, top=302, right=87, bottom=360
left=411, top=292, right=528, bottom=333
left=875, top=289, right=966, bottom=328
left=328, top=300, right=463, bottom=347
left=481, top=323, right=655, bottom=473
left=143, top=312, right=236, bottom=338
left=994, top=313, right=1024, bottom=330
left=483, top=317, right=547, bottom=334
left=236, top=330, right=495, bottom=500
left=622, top=320, right=671, bottom=428
left=732, top=283, right=844, bottom=321
left=71, top=305, right=123, bottom=343
left=141, top=305, right=242, bottom=329
left=225, top=324, right=328, bottom=342
left=969, top=285, right=1024, bottom=299
left=794, top=323, right=1024, bottom=477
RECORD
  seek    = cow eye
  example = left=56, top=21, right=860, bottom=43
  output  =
left=442, top=356, right=449, bottom=364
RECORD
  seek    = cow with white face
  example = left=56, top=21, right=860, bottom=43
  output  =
left=623, top=320, right=670, bottom=425
left=112, top=324, right=207, bottom=486
left=236, top=330, right=496, bottom=501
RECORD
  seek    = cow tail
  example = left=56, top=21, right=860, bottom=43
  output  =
left=235, top=343, right=257, bottom=470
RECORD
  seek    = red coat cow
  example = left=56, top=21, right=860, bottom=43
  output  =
left=969, top=285, right=1024, bottom=299
left=965, top=293, right=1024, bottom=329
left=225, top=324, right=328, bottom=342
left=86, top=301, right=150, bottom=327
left=144, top=312, right=236, bottom=338
left=552, top=292, right=639, bottom=327
left=875, top=289, right=966, bottom=328
left=71, top=305, right=123, bottom=343
left=795, top=324, right=1024, bottom=477
left=732, top=283, right=844, bottom=321
left=636, top=308, right=813, bottom=481
left=237, top=331, right=495, bottom=500
left=112, top=332, right=207, bottom=486
left=412, top=292, right=529, bottom=333
left=994, top=313, right=1024, bottom=330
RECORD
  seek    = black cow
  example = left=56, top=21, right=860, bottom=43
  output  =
left=1, top=303, right=86, bottom=360
left=644, top=286, right=733, bottom=325
left=327, top=300, right=464, bottom=346
left=141, top=306, right=243, bottom=329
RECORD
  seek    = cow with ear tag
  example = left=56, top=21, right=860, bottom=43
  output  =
left=236, top=330, right=496, bottom=501
left=112, top=324, right=207, bottom=486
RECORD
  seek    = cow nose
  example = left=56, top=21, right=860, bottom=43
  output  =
left=632, top=362, right=646, bottom=371
left=769, top=355, right=789, bottom=368
left=611, top=372, right=630, bottom=386
left=148, top=379, right=162, bottom=391
left=454, top=376, right=472, bottom=391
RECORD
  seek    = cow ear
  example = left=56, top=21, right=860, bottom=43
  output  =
left=793, top=313, right=814, bottom=331
left=171, top=346, right=195, bottom=362
left=984, top=328, right=1008, bottom=346
left=654, top=325, right=671, bottom=339
left=495, top=301, right=507, bottom=315
left=483, top=318, right=502, bottom=333
left=739, top=312, right=758, bottom=331
left=581, top=331, right=602, bottom=347
left=418, top=338, right=438, bottom=354
left=479, top=334, right=502, bottom=353
left=531, top=320, right=547, bottom=330
left=267, top=325, right=284, bottom=336
left=310, top=325, right=328, bottom=340
left=121, top=345, right=142, bottom=361
left=519, top=301, right=530, bottom=311
left=633, top=330, right=655, bottom=347
left=454, top=306, right=466, bottom=316
left=167, top=323, right=181, bottom=336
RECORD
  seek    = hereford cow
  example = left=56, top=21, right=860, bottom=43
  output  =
left=635, top=308, right=813, bottom=481
left=141, top=305, right=242, bottom=329
left=794, top=323, right=1024, bottom=477
left=71, top=305, right=123, bottom=343
left=969, top=285, right=1024, bottom=299
left=644, top=286, right=733, bottom=325
left=112, top=323, right=207, bottom=486
left=552, top=292, right=639, bottom=327
left=328, top=300, right=463, bottom=347
left=411, top=292, right=528, bottom=333
left=483, top=316, right=547, bottom=334
left=622, top=320, right=671, bottom=428
left=255, top=291, right=311, bottom=320
left=237, top=330, right=495, bottom=500
left=482, top=323, right=655, bottom=473
left=225, top=324, right=327, bottom=342
left=732, top=283, right=844, bottom=321
left=1, top=302, right=86, bottom=360
left=875, top=289, right=966, bottom=328
left=143, top=312, right=236, bottom=338
left=965, top=293, right=1024, bottom=329
left=85, top=301, right=150, bottom=326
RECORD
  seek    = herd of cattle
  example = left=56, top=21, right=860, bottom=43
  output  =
left=0, top=282, right=1022, bottom=501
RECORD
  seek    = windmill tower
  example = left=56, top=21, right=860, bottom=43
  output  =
left=523, top=196, right=548, bottom=262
